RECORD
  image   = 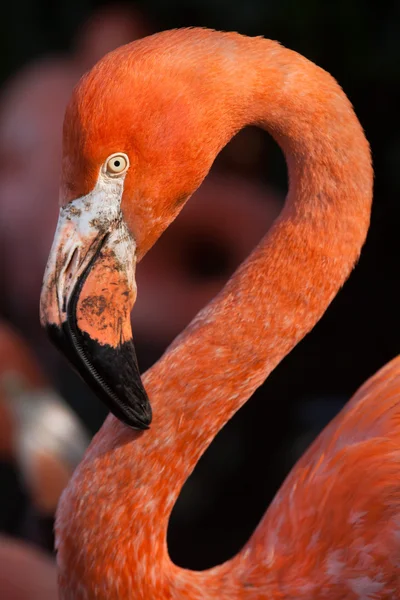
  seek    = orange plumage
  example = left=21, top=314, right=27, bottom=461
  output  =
left=39, top=28, right=400, bottom=598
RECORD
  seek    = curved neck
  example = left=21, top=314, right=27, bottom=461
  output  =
left=57, top=34, right=372, bottom=598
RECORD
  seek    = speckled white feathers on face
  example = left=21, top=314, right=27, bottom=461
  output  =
left=40, top=166, right=136, bottom=329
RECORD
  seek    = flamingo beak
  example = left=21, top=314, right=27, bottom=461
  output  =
left=40, top=177, right=152, bottom=430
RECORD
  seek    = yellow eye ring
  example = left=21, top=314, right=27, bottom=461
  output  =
left=105, top=153, right=130, bottom=176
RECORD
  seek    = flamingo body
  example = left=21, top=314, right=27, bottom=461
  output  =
left=38, top=28, right=400, bottom=598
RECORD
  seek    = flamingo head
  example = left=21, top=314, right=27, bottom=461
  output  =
left=39, top=30, right=243, bottom=429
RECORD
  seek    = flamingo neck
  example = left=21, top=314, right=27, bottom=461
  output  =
left=56, top=34, right=372, bottom=598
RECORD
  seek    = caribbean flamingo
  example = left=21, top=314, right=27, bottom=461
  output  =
left=40, top=29, right=400, bottom=597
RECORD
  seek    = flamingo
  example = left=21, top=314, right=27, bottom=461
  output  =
left=39, top=28, right=400, bottom=598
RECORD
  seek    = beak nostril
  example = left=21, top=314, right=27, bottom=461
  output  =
left=65, top=247, right=80, bottom=279
left=61, top=247, right=81, bottom=315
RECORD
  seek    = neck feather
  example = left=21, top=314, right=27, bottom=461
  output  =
left=56, top=32, right=372, bottom=598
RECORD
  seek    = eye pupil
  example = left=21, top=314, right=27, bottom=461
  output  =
left=105, top=153, right=129, bottom=175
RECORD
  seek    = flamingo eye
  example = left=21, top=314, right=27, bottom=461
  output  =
left=105, top=153, right=129, bottom=176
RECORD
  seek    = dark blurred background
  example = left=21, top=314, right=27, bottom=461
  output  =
left=0, top=0, right=398, bottom=578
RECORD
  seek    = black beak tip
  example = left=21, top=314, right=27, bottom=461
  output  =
left=132, top=418, right=151, bottom=431
left=123, top=401, right=152, bottom=431
left=44, top=322, right=152, bottom=431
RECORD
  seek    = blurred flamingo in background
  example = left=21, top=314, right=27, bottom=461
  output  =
left=39, top=28, right=400, bottom=598
left=0, top=321, right=88, bottom=599
left=0, top=535, right=56, bottom=600
left=0, top=322, right=89, bottom=521
left=134, top=173, right=282, bottom=347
